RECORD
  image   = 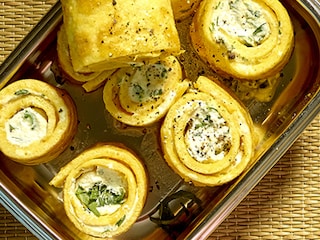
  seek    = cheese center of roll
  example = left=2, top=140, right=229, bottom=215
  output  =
left=75, top=166, right=127, bottom=216
left=185, top=101, right=231, bottom=162
left=128, top=62, right=169, bottom=103
left=211, top=0, right=271, bottom=47
left=5, top=107, right=47, bottom=147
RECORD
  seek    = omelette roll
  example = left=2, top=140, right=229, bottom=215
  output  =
left=56, top=24, right=116, bottom=92
left=103, top=56, right=189, bottom=126
left=61, top=0, right=181, bottom=73
left=0, top=79, right=77, bottom=165
left=49, top=143, right=148, bottom=238
left=190, top=0, right=294, bottom=80
left=161, top=76, right=255, bottom=186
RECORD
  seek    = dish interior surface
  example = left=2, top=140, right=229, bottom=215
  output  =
left=0, top=0, right=319, bottom=239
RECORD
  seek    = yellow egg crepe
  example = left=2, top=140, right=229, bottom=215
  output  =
left=161, top=76, right=255, bottom=186
left=56, top=24, right=116, bottom=92
left=49, top=143, right=148, bottom=238
left=0, top=79, right=77, bottom=165
left=103, top=56, right=189, bottom=126
left=190, top=0, right=294, bottom=80
left=61, top=0, right=181, bottom=73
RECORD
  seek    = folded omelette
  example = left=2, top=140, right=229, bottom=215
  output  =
left=61, top=0, right=181, bottom=73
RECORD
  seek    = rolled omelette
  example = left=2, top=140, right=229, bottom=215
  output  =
left=56, top=24, right=116, bottom=92
left=190, top=0, right=294, bottom=80
left=103, top=56, right=189, bottom=126
left=161, top=76, right=255, bottom=186
left=61, top=0, right=181, bottom=73
left=0, top=79, right=77, bottom=165
left=49, top=143, right=148, bottom=238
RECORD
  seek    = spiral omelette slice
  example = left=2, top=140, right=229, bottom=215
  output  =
left=161, top=76, right=255, bottom=186
left=190, top=0, right=294, bottom=80
left=103, top=56, right=189, bottom=126
left=49, top=143, right=148, bottom=238
left=0, top=79, right=77, bottom=165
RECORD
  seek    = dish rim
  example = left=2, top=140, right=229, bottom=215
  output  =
left=0, top=1, right=319, bottom=239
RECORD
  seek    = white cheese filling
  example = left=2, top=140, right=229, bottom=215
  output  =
left=128, top=62, right=168, bottom=102
left=185, top=101, right=231, bottom=162
left=75, top=166, right=128, bottom=215
left=210, top=0, right=271, bottom=47
left=5, top=107, right=47, bottom=147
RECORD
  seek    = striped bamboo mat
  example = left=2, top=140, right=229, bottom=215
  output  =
left=0, top=1, right=319, bottom=239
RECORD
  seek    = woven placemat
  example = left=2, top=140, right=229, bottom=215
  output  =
left=0, top=1, right=319, bottom=239
left=209, top=115, right=320, bottom=239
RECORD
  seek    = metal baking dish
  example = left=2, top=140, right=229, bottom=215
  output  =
left=0, top=0, right=319, bottom=239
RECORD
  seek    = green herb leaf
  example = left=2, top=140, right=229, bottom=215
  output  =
left=23, top=110, right=36, bottom=130
left=151, top=89, right=163, bottom=97
left=215, top=1, right=221, bottom=10
left=75, top=183, right=126, bottom=217
left=88, top=202, right=100, bottom=217
left=209, top=22, right=215, bottom=32
left=253, top=23, right=266, bottom=36
left=145, top=63, right=168, bottom=81
left=14, top=89, right=29, bottom=96
left=116, top=215, right=126, bottom=227
left=133, top=83, right=145, bottom=100
left=75, top=186, right=90, bottom=205
left=9, top=124, right=15, bottom=132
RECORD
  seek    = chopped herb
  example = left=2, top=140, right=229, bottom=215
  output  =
left=278, top=21, right=282, bottom=34
left=243, top=40, right=253, bottom=47
left=116, top=215, right=126, bottom=227
left=209, top=22, right=215, bottom=32
left=253, top=23, right=266, bottom=36
left=204, top=114, right=212, bottom=122
left=9, top=124, right=15, bottom=132
left=133, top=83, right=145, bottom=101
left=88, top=202, right=100, bottom=216
left=229, top=0, right=238, bottom=9
left=194, top=122, right=207, bottom=130
left=75, top=183, right=126, bottom=217
left=247, top=7, right=261, bottom=18
left=215, top=1, right=221, bottom=9
left=145, top=63, right=168, bottom=81
left=151, top=88, right=163, bottom=97
left=14, top=89, right=29, bottom=96
left=23, top=110, right=36, bottom=130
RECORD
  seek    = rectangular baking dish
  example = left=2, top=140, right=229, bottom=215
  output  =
left=0, top=0, right=319, bottom=239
